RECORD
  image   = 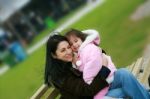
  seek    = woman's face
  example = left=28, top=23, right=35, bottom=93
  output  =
left=54, top=41, right=73, bottom=62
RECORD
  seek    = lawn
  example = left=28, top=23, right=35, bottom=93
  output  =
left=0, top=46, right=45, bottom=99
left=0, top=0, right=150, bottom=98
left=67, top=0, right=150, bottom=67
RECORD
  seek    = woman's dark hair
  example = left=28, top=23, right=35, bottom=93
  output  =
left=44, top=35, right=72, bottom=86
left=65, top=29, right=87, bottom=41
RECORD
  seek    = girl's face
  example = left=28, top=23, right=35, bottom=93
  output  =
left=68, top=35, right=83, bottom=52
left=54, top=41, right=73, bottom=62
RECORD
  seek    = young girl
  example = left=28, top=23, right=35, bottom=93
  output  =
left=65, top=29, right=117, bottom=99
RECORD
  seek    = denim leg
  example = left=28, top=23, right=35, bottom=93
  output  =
left=106, top=88, right=126, bottom=98
left=109, top=68, right=150, bottom=99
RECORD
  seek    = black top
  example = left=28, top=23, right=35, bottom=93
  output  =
left=48, top=59, right=110, bottom=99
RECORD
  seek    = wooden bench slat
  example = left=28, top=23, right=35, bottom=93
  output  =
left=138, top=45, right=150, bottom=88
left=47, top=89, right=59, bottom=99
left=30, top=84, right=48, bottom=99
left=127, top=62, right=135, bottom=72
left=138, top=60, right=150, bottom=88
left=131, top=58, right=143, bottom=77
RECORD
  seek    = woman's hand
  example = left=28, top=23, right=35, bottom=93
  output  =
left=102, top=53, right=108, bottom=66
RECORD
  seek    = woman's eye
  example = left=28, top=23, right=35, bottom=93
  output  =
left=61, top=49, right=65, bottom=53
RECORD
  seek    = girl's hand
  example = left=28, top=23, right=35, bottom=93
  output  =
left=72, top=53, right=78, bottom=65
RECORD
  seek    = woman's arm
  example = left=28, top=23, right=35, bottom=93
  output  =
left=61, top=69, right=109, bottom=96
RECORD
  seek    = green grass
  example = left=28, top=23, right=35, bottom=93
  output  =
left=66, top=0, right=149, bottom=67
left=1, top=0, right=150, bottom=98
left=0, top=46, right=45, bottom=99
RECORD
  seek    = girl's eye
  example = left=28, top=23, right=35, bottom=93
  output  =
left=74, top=39, right=78, bottom=42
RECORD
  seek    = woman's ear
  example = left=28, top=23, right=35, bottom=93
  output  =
left=51, top=53, right=57, bottom=59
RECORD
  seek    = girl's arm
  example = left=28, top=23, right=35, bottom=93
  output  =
left=80, top=29, right=100, bottom=50
left=82, top=44, right=103, bottom=84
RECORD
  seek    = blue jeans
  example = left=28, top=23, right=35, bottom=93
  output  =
left=106, top=68, right=150, bottom=99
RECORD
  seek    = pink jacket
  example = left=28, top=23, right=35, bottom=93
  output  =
left=75, top=29, right=117, bottom=99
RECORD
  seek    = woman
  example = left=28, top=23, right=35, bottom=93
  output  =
left=44, top=34, right=150, bottom=99
left=44, top=35, right=110, bottom=99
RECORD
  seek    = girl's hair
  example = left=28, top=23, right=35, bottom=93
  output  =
left=44, top=35, right=71, bottom=86
left=65, top=29, right=87, bottom=41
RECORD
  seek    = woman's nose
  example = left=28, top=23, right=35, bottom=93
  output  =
left=66, top=48, right=72, bottom=54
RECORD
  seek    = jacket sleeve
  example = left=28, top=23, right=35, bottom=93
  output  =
left=82, top=45, right=103, bottom=84
left=99, top=66, right=111, bottom=79
left=80, top=29, right=100, bottom=49
left=61, top=71, right=109, bottom=96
